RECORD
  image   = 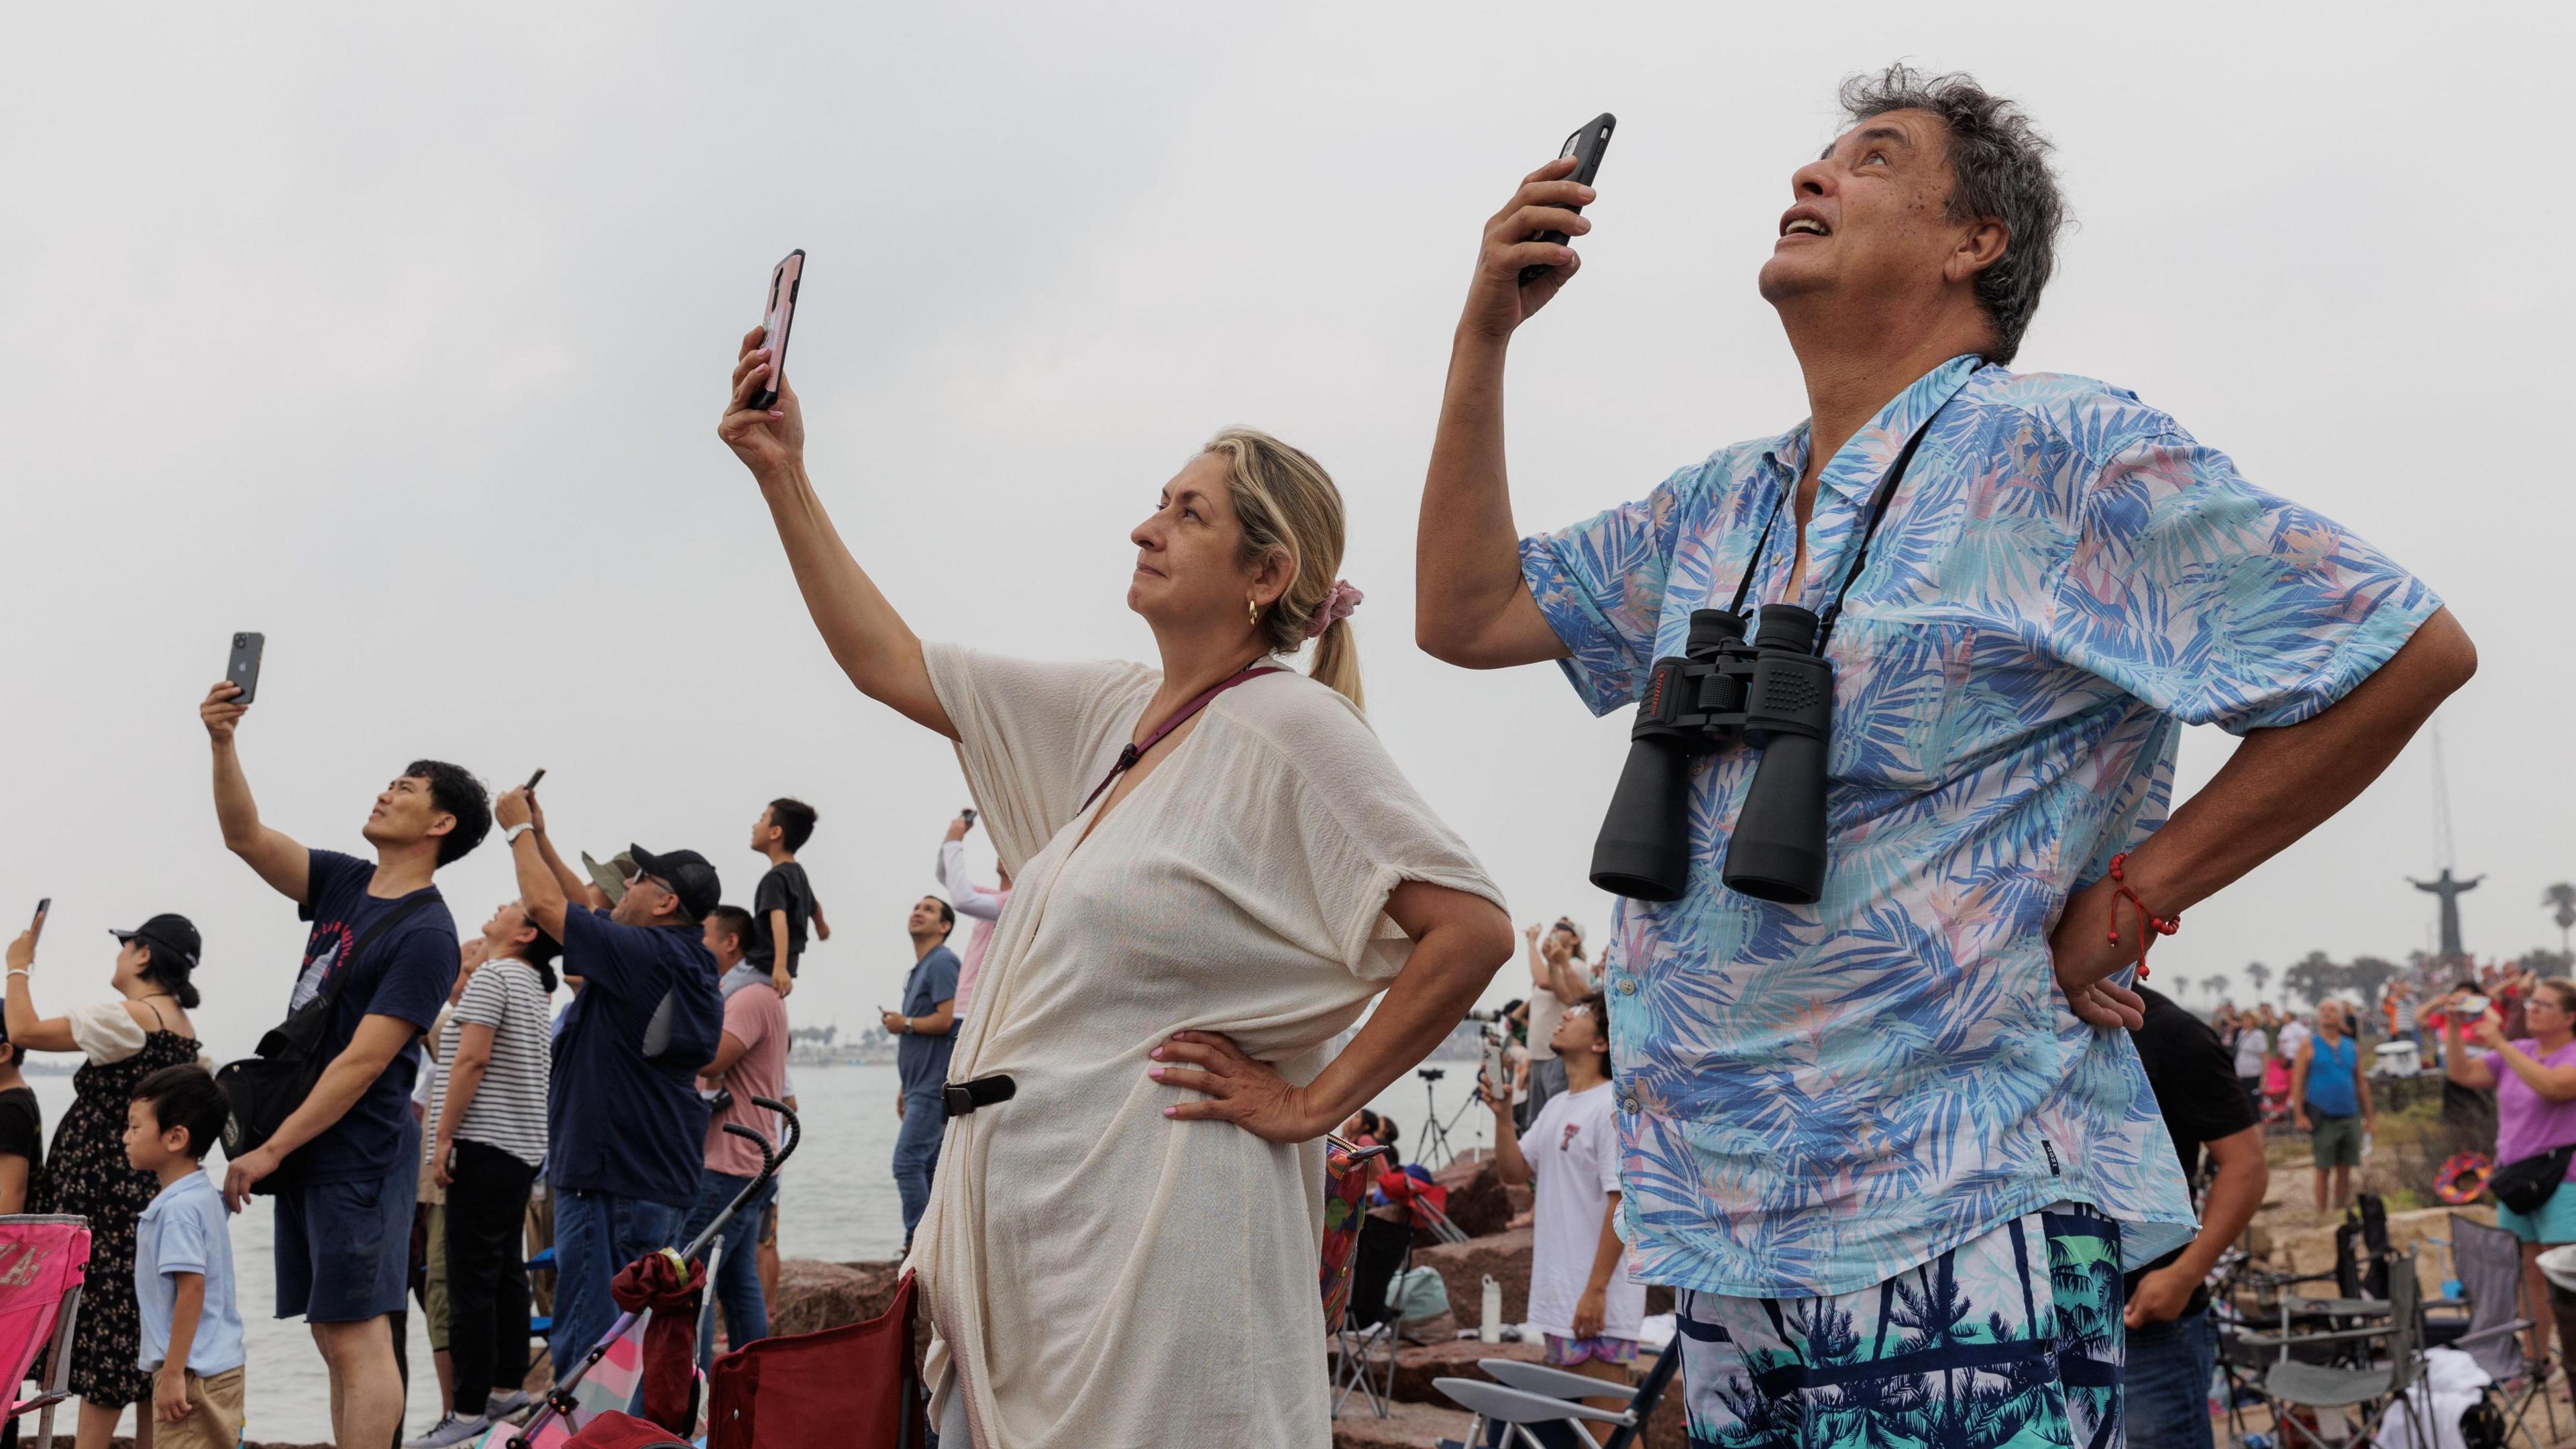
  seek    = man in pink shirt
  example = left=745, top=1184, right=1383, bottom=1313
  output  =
left=936, top=813, right=1011, bottom=1021
left=680, top=959, right=790, bottom=1360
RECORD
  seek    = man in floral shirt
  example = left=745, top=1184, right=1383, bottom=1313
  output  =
left=1416, top=65, right=2475, bottom=1446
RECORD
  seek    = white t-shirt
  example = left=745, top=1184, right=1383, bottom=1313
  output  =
left=1527, top=987, right=1564, bottom=1062
left=2233, top=1026, right=2269, bottom=1078
left=1523, top=1081, right=1644, bottom=1342
left=2279, top=1018, right=2313, bottom=1063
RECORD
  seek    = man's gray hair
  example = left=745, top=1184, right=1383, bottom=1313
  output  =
left=1840, top=64, right=2064, bottom=366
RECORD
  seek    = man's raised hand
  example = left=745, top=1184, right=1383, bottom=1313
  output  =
left=1458, top=156, right=1594, bottom=343
left=199, top=681, right=248, bottom=745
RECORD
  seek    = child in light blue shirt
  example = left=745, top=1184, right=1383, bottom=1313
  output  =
left=125, top=1065, right=244, bottom=1449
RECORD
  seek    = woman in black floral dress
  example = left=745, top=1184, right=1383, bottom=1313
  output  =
left=5, top=914, right=205, bottom=1449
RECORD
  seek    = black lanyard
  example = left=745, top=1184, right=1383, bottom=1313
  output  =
left=1723, top=409, right=1943, bottom=653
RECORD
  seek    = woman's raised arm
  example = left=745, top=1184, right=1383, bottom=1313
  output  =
left=718, top=325, right=956, bottom=739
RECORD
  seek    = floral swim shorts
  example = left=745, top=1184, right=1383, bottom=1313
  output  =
left=1545, top=1332, right=1640, bottom=1367
left=1674, top=1203, right=2126, bottom=1449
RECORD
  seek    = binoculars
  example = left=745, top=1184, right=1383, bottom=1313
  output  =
left=1589, top=604, right=1836, bottom=906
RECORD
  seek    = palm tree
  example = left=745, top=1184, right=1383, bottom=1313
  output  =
left=2546, top=883, right=2576, bottom=956
left=2205, top=972, right=2231, bottom=1003
left=2247, top=961, right=2271, bottom=1002
left=2167, top=975, right=2191, bottom=1002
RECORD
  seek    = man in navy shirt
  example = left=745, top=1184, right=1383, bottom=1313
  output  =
left=492, top=786, right=722, bottom=1376
left=201, top=682, right=490, bottom=1449
left=877, top=896, right=957, bottom=1250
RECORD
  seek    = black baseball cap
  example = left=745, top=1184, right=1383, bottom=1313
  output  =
left=109, top=913, right=202, bottom=967
left=627, top=845, right=720, bottom=921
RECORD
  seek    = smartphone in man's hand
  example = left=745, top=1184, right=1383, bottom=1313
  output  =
left=225, top=632, right=265, bottom=705
left=751, top=250, right=805, bottom=409
left=30, top=900, right=48, bottom=947
left=1521, top=113, right=1615, bottom=285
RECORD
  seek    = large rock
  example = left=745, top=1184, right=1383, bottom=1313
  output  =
left=1428, top=1153, right=1514, bottom=1241
left=1331, top=1399, right=1477, bottom=1448
left=768, top=1258, right=882, bottom=1336
left=1387, top=1337, right=1545, bottom=1403
left=1413, top=1228, right=1532, bottom=1331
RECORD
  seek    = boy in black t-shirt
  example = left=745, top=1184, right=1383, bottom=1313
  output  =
left=745, top=797, right=829, bottom=998
left=200, top=680, right=490, bottom=1449
left=0, top=1015, right=40, bottom=1213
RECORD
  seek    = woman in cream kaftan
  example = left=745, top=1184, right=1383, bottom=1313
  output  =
left=718, top=325, right=1517, bottom=1448
left=914, top=646, right=1505, bottom=1446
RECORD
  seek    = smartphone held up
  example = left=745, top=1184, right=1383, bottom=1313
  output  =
left=1521, top=113, right=1615, bottom=286
left=225, top=632, right=265, bottom=706
left=751, top=250, right=805, bottom=410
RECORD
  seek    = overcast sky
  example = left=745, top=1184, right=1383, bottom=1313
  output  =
left=3, top=2, right=2568, bottom=1055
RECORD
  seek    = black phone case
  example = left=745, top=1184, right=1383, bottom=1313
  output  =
left=227, top=632, right=265, bottom=705
left=1521, top=113, right=1617, bottom=285
left=751, top=249, right=805, bottom=410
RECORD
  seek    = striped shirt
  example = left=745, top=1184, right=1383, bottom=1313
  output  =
left=434, top=958, right=553, bottom=1167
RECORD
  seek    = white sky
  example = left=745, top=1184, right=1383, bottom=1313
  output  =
left=3, top=1, right=2569, bottom=1054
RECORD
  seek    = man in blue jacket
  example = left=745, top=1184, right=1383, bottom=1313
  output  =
left=493, top=786, right=721, bottom=1379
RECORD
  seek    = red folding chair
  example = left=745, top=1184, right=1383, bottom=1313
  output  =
left=0, top=1216, right=93, bottom=1449
left=702, top=1271, right=926, bottom=1449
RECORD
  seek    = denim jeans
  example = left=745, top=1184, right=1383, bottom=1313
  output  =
left=2126, top=1306, right=2216, bottom=1449
left=550, top=1187, right=682, bottom=1377
left=681, top=1170, right=777, bottom=1368
left=892, top=1090, right=947, bottom=1247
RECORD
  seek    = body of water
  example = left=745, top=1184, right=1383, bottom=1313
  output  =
left=22, top=1054, right=1493, bottom=1442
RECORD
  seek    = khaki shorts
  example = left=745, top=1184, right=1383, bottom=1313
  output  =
left=2311, top=1113, right=2363, bottom=1169
left=426, top=1201, right=451, bottom=1351
left=153, top=1366, right=244, bottom=1449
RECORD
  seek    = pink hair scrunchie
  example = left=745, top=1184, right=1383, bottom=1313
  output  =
left=1303, top=580, right=1364, bottom=640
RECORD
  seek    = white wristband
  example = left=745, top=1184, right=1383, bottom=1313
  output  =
left=502, top=822, right=534, bottom=843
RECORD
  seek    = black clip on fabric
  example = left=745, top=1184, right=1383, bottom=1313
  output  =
left=943, top=1075, right=1018, bottom=1118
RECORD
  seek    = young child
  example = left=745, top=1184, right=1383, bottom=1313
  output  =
left=123, top=1065, right=244, bottom=1449
left=1485, top=990, right=1644, bottom=1409
left=746, top=797, right=830, bottom=997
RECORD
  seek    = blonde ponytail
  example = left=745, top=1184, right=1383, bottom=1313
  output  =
left=1201, top=427, right=1366, bottom=710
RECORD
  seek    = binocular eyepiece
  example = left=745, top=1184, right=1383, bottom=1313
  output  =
left=1589, top=605, right=1836, bottom=906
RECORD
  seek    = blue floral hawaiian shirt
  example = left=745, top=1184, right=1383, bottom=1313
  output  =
left=1520, top=354, right=2439, bottom=1298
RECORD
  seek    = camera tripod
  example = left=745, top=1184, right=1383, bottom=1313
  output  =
left=1411, top=1067, right=1487, bottom=1169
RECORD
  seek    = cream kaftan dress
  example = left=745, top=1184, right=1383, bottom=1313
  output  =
left=912, top=644, right=1504, bottom=1448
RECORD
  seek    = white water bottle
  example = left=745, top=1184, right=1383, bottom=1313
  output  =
left=1481, top=1275, right=1503, bottom=1343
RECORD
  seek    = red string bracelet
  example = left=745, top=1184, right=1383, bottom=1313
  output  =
left=2105, top=851, right=2178, bottom=980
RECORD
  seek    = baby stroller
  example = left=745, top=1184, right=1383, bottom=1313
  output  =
left=500, top=1097, right=800, bottom=1448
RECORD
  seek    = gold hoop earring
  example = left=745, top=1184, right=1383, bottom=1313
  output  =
left=1248, top=596, right=1260, bottom=627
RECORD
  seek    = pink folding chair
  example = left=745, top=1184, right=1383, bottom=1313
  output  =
left=0, top=1216, right=93, bottom=1449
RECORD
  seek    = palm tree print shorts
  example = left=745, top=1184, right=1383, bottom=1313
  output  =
left=1676, top=1203, right=2124, bottom=1449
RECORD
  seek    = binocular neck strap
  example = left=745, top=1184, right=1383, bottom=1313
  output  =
left=1726, top=408, right=1947, bottom=649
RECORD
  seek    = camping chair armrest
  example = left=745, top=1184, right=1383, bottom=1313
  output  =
left=1483, top=1358, right=1635, bottom=1403
left=2450, top=1321, right=2535, bottom=1350
left=2239, top=1324, right=2399, bottom=1350
left=1436, top=1377, right=1633, bottom=1427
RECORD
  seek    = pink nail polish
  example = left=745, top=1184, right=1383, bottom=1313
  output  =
left=1163, top=1106, right=1177, bottom=1118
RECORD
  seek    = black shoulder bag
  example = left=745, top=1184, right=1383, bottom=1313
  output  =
left=2491, top=1142, right=2576, bottom=1215
left=216, top=892, right=439, bottom=1175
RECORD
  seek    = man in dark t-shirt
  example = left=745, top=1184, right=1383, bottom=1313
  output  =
left=879, top=896, right=958, bottom=1250
left=745, top=796, right=829, bottom=997
left=2125, top=986, right=2269, bottom=1449
left=201, top=680, right=490, bottom=1449
left=494, top=786, right=722, bottom=1377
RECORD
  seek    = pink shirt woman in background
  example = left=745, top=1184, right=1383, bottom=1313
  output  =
left=2442, top=977, right=2576, bottom=1369
left=936, top=814, right=1010, bottom=1020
